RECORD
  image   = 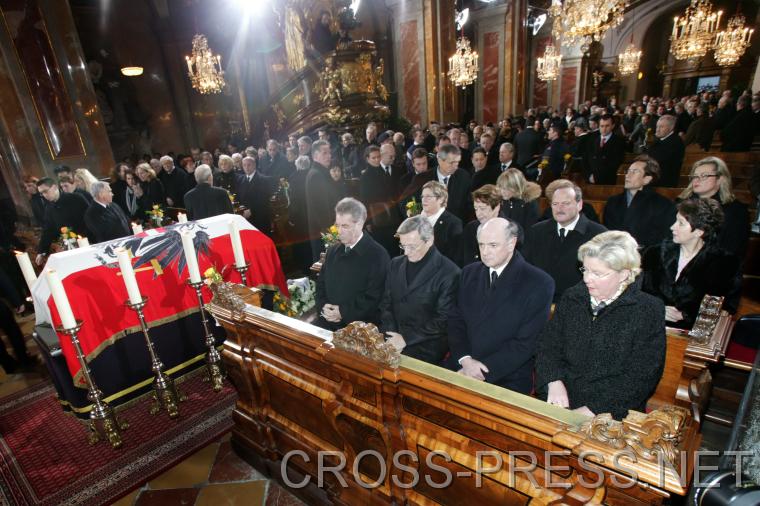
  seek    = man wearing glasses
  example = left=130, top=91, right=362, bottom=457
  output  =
left=379, top=215, right=460, bottom=365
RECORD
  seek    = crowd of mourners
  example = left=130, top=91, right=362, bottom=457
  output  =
left=4, top=88, right=759, bottom=419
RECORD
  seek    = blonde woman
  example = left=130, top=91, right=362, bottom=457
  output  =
left=676, top=156, right=749, bottom=256
left=73, top=168, right=99, bottom=195
left=135, top=163, right=166, bottom=208
left=496, top=168, right=541, bottom=240
left=536, top=230, right=665, bottom=419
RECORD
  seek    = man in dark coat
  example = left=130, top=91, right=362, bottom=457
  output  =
left=158, top=156, right=193, bottom=208
left=183, top=165, right=234, bottom=221
left=84, top=181, right=132, bottom=243
left=261, top=140, right=294, bottom=179
left=380, top=215, right=460, bottom=365
left=316, top=198, right=390, bottom=331
left=236, top=156, right=276, bottom=235
left=360, top=144, right=403, bottom=256
left=471, top=144, right=521, bottom=190
left=35, top=178, right=90, bottom=265
left=513, top=121, right=543, bottom=168
left=647, top=115, right=685, bottom=188
left=586, top=115, right=625, bottom=185
left=306, top=140, right=342, bottom=261
left=448, top=217, right=554, bottom=394
left=542, top=125, right=570, bottom=179
left=603, top=156, right=675, bottom=248
left=524, top=180, right=606, bottom=302
left=433, top=144, right=472, bottom=222
left=398, top=147, right=432, bottom=205
left=721, top=95, right=754, bottom=152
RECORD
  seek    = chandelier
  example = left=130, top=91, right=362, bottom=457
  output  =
left=185, top=34, right=226, bottom=94
left=618, top=43, right=642, bottom=76
left=448, top=36, right=478, bottom=89
left=537, top=41, right=562, bottom=81
left=713, top=13, right=754, bottom=67
left=549, top=0, right=627, bottom=53
left=670, top=0, right=722, bottom=61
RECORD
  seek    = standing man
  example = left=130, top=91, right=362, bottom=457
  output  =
left=542, top=125, right=570, bottom=180
left=306, top=140, right=341, bottom=261
left=514, top=120, right=542, bottom=168
left=84, top=181, right=132, bottom=243
left=586, top=114, right=625, bottom=185
left=183, top=165, right=234, bottom=221
left=360, top=144, right=403, bottom=256
left=448, top=217, right=554, bottom=393
left=35, top=178, right=90, bottom=265
left=158, top=155, right=192, bottom=208
left=316, top=198, right=390, bottom=331
left=434, top=144, right=472, bottom=222
left=524, top=180, right=606, bottom=302
left=236, top=156, right=276, bottom=235
left=647, top=115, right=685, bottom=187
left=380, top=215, right=460, bottom=364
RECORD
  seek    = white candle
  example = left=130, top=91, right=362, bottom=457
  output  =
left=46, top=269, right=77, bottom=329
left=180, top=232, right=201, bottom=283
left=77, top=236, right=90, bottom=248
left=177, top=213, right=188, bottom=223
left=116, top=248, right=143, bottom=305
left=131, top=223, right=143, bottom=235
left=15, top=251, right=37, bottom=293
left=229, top=220, right=246, bottom=267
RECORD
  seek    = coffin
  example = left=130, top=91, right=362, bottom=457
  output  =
left=207, top=297, right=700, bottom=505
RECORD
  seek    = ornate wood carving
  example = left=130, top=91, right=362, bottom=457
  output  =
left=331, top=321, right=401, bottom=368
left=208, top=282, right=248, bottom=319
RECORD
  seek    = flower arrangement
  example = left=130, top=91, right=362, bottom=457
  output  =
left=272, top=277, right=315, bottom=318
left=228, top=192, right=236, bottom=205
left=321, top=225, right=340, bottom=249
left=562, top=153, right=572, bottom=174
left=146, top=204, right=164, bottom=227
left=59, top=227, right=77, bottom=250
left=203, top=267, right=224, bottom=286
left=563, top=153, right=572, bottom=162
left=405, top=199, right=421, bottom=217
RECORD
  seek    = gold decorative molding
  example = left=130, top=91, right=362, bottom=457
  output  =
left=332, top=322, right=401, bottom=368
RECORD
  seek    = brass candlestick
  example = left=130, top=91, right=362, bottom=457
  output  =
left=125, top=296, right=185, bottom=418
left=187, top=280, right=225, bottom=392
left=234, top=262, right=250, bottom=286
left=56, top=321, right=127, bottom=448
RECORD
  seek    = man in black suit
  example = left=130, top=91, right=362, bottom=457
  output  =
left=35, top=178, right=90, bottom=265
left=513, top=121, right=542, bottom=168
left=542, top=125, right=570, bottom=179
left=380, top=215, right=460, bottom=365
left=603, top=156, right=675, bottom=248
left=183, top=165, right=234, bottom=221
left=261, top=140, right=294, bottom=179
left=721, top=95, right=754, bottom=152
left=647, top=115, right=685, bottom=187
left=306, top=140, right=342, bottom=261
left=479, top=132, right=499, bottom=166
left=433, top=144, right=472, bottom=222
left=586, top=114, right=625, bottom=185
left=236, top=156, right=276, bottom=235
left=399, top=147, right=431, bottom=205
left=524, top=180, right=606, bottom=302
left=316, top=198, right=390, bottom=331
left=360, top=144, right=403, bottom=256
left=472, top=143, right=521, bottom=190
left=158, top=155, right=193, bottom=208
left=84, top=181, right=132, bottom=243
left=448, top=217, right=554, bottom=394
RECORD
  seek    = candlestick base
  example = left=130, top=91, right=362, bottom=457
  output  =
left=126, top=297, right=186, bottom=418
left=234, top=263, right=250, bottom=287
left=187, top=280, right=226, bottom=392
left=56, top=322, right=128, bottom=449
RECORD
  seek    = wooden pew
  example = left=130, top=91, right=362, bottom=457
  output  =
left=208, top=297, right=700, bottom=505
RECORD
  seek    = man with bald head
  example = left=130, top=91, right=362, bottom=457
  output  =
left=646, top=115, right=685, bottom=187
left=448, top=217, right=554, bottom=394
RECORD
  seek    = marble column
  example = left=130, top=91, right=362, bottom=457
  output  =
left=387, top=0, right=428, bottom=125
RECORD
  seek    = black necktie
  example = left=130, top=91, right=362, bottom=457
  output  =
left=443, top=176, right=449, bottom=186
left=344, top=245, right=351, bottom=255
left=490, top=270, right=497, bottom=289
left=501, top=163, right=508, bottom=171
left=559, top=228, right=566, bottom=242
left=383, top=166, right=390, bottom=177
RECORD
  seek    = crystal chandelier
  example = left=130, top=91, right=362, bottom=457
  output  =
left=713, top=13, right=754, bottom=67
left=537, top=41, right=562, bottom=81
left=185, top=34, right=226, bottom=94
left=670, top=0, right=722, bottom=61
left=618, top=43, right=642, bottom=76
left=448, top=36, right=478, bottom=89
left=549, top=0, right=627, bottom=53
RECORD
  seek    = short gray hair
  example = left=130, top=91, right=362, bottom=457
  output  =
left=218, top=154, right=233, bottom=169
left=298, top=135, right=313, bottom=146
left=578, top=230, right=641, bottom=279
left=335, top=197, right=367, bottom=224
left=436, top=144, right=461, bottom=161
left=90, top=181, right=110, bottom=200
left=295, top=155, right=311, bottom=171
left=195, top=164, right=212, bottom=183
left=658, top=114, right=677, bottom=130
left=476, top=217, right=519, bottom=243
left=396, top=215, right=434, bottom=242
left=159, top=155, right=173, bottom=164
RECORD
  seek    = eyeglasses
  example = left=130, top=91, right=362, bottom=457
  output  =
left=579, top=266, right=614, bottom=280
left=421, top=194, right=437, bottom=200
left=399, top=242, right=425, bottom=252
left=689, top=173, right=719, bottom=181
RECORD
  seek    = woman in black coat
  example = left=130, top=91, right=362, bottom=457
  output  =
left=136, top=163, right=166, bottom=209
left=642, top=199, right=741, bottom=330
left=462, top=184, right=501, bottom=265
left=421, top=181, right=462, bottom=265
left=536, top=231, right=665, bottom=420
left=496, top=169, right=540, bottom=242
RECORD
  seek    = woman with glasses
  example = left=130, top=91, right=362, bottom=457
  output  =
left=642, top=199, right=741, bottom=330
left=420, top=181, right=462, bottom=265
left=676, top=156, right=749, bottom=257
left=536, top=231, right=665, bottom=419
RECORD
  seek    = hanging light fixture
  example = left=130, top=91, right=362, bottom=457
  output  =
left=185, top=34, right=226, bottom=94
left=549, top=0, right=627, bottom=53
left=537, top=40, right=562, bottom=81
left=713, top=12, right=754, bottom=67
left=448, top=4, right=478, bottom=89
left=120, top=66, right=143, bottom=77
left=670, top=0, right=722, bottom=61
left=618, top=8, right=641, bottom=76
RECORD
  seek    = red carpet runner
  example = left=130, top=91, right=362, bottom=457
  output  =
left=0, top=373, right=236, bottom=505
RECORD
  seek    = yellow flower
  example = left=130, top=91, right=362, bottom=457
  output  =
left=152, top=205, right=159, bottom=210
left=69, top=232, right=77, bottom=238
left=406, top=201, right=414, bottom=209
left=203, top=268, right=215, bottom=277
left=563, top=153, right=572, bottom=161
left=329, top=225, right=338, bottom=234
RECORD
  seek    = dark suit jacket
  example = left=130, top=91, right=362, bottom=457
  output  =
left=214, top=171, right=242, bottom=195
left=647, top=134, right=685, bottom=187
left=84, top=202, right=132, bottom=243
left=470, top=161, right=523, bottom=190
left=721, top=108, right=754, bottom=152
left=360, top=164, right=403, bottom=228
left=514, top=128, right=543, bottom=167
left=315, top=233, right=390, bottom=331
left=523, top=214, right=607, bottom=301
left=141, top=179, right=166, bottom=208
left=543, top=138, right=570, bottom=178
left=287, top=169, right=310, bottom=241
left=380, top=247, right=460, bottom=364
left=586, top=132, right=626, bottom=185
left=158, top=168, right=193, bottom=207
left=237, top=172, right=276, bottom=234
left=571, top=133, right=595, bottom=177
left=38, top=192, right=91, bottom=253
left=442, top=169, right=472, bottom=222
left=183, top=183, right=234, bottom=221
left=448, top=252, right=554, bottom=393
left=432, top=210, right=463, bottom=265
left=603, top=188, right=675, bottom=248
left=306, top=162, right=341, bottom=259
